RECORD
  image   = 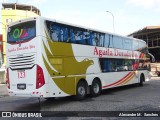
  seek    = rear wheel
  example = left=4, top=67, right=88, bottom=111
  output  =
left=74, top=81, right=87, bottom=101
left=90, top=79, right=101, bottom=97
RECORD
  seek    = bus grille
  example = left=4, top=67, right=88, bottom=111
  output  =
left=8, top=53, right=36, bottom=70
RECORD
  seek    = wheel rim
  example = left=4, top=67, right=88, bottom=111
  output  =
left=93, top=83, right=99, bottom=94
left=78, top=86, right=85, bottom=96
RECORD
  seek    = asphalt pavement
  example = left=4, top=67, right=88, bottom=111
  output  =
left=0, top=77, right=159, bottom=97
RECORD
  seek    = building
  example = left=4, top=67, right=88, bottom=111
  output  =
left=0, top=34, right=2, bottom=67
left=1, top=3, right=41, bottom=66
left=129, top=26, right=160, bottom=62
left=0, top=34, right=4, bottom=83
left=129, top=26, right=160, bottom=75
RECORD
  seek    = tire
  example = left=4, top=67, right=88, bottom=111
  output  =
left=74, top=81, right=87, bottom=101
left=90, top=79, right=101, bottom=97
left=139, top=74, right=145, bottom=86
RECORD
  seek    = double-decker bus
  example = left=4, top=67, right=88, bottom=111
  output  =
left=6, top=17, right=150, bottom=100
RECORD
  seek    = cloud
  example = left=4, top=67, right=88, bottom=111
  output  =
left=46, top=10, right=133, bottom=35
left=46, top=10, right=112, bottom=33
left=126, top=0, right=160, bottom=9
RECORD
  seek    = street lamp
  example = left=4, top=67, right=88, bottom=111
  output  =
left=106, top=11, right=115, bottom=33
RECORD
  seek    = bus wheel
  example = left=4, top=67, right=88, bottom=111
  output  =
left=139, top=74, right=145, bottom=86
left=90, top=79, right=101, bottom=97
left=74, top=81, right=87, bottom=101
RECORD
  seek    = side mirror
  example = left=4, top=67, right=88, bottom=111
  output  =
left=148, top=53, right=155, bottom=63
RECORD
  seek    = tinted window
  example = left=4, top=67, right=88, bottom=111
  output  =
left=109, top=35, right=114, bottom=48
left=46, top=20, right=145, bottom=51
left=113, top=36, right=123, bottom=49
left=139, top=60, right=149, bottom=70
left=99, top=33, right=104, bottom=47
left=46, top=21, right=106, bottom=46
left=104, top=34, right=110, bottom=47
left=92, top=32, right=100, bottom=46
left=123, top=38, right=132, bottom=50
left=7, top=21, right=36, bottom=43
left=99, top=58, right=134, bottom=72
left=47, top=22, right=70, bottom=42
left=132, top=40, right=139, bottom=50
left=99, top=59, right=113, bottom=72
left=139, top=41, right=147, bottom=53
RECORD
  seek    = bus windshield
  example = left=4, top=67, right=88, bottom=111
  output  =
left=7, top=21, right=36, bottom=43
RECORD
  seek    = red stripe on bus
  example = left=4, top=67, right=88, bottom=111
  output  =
left=114, top=72, right=134, bottom=86
left=102, top=72, right=132, bottom=88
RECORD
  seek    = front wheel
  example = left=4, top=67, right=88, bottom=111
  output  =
left=90, top=79, right=101, bottom=97
left=139, top=74, right=145, bottom=86
left=73, top=81, right=87, bottom=101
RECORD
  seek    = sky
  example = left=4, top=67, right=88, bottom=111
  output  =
left=0, top=0, right=160, bottom=36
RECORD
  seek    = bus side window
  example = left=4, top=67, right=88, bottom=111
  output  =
left=90, top=31, right=94, bottom=46
left=123, top=38, right=132, bottom=50
left=92, top=32, right=100, bottom=46
left=87, top=30, right=92, bottom=45
left=104, top=34, right=110, bottom=48
left=139, top=41, right=147, bottom=52
left=99, top=33, right=104, bottom=47
left=113, top=36, right=123, bottom=49
left=80, top=30, right=88, bottom=45
left=83, top=31, right=90, bottom=45
left=74, top=30, right=80, bottom=44
left=109, top=35, right=114, bottom=48
left=62, top=27, right=68, bottom=42
left=132, top=60, right=139, bottom=70
left=100, top=59, right=135, bottom=72
left=69, top=29, right=76, bottom=43
left=75, top=30, right=86, bottom=45
left=126, top=59, right=134, bottom=71
left=132, top=40, right=139, bottom=50
left=99, top=58, right=112, bottom=72
left=51, top=25, right=59, bottom=42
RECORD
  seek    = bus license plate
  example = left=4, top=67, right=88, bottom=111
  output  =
left=17, top=84, right=26, bottom=90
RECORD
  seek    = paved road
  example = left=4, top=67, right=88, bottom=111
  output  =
left=0, top=78, right=160, bottom=120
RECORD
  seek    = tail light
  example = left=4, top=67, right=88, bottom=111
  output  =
left=36, top=65, right=45, bottom=89
left=6, top=68, right=10, bottom=89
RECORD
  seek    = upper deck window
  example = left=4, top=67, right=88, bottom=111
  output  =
left=45, top=20, right=147, bottom=52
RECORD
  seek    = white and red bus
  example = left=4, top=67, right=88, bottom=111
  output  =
left=6, top=17, right=150, bottom=100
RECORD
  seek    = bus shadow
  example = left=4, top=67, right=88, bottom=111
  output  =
left=40, top=97, right=76, bottom=110
left=15, top=101, right=40, bottom=111
left=0, top=97, right=41, bottom=111
left=101, top=83, right=149, bottom=95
